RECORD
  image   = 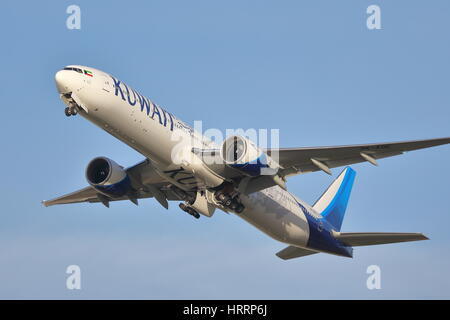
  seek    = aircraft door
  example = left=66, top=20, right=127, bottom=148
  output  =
left=101, top=75, right=113, bottom=93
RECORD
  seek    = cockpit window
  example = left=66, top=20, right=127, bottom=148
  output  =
left=63, top=67, right=83, bottom=73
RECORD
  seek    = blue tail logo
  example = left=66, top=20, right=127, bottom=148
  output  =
left=312, top=167, right=356, bottom=231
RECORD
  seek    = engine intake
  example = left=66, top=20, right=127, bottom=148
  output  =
left=85, top=157, right=131, bottom=198
left=221, top=135, right=280, bottom=176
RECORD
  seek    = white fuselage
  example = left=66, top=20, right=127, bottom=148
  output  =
left=55, top=66, right=314, bottom=248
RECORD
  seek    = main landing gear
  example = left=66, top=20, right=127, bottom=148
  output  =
left=179, top=203, right=200, bottom=219
left=214, top=190, right=245, bottom=214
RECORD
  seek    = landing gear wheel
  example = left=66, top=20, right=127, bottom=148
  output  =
left=187, top=208, right=200, bottom=219
left=235, top=204, right=245, bottom=214
left=179, top=203, right=201, bottom=219
left=230, top=201, right=238, bottom=210
left=216, top=192, right=228, bottom=202
left=70, top=107, right=78, bottom=115
left=214, top=189, right=243, bottom=212
left=64, top=107, right=71, bottom=117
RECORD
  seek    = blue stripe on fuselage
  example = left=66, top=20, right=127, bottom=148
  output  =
left=297, top=201, right=353, bottom=257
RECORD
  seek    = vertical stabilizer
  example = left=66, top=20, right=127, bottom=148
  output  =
left=313, top=167, right=356, bottom=231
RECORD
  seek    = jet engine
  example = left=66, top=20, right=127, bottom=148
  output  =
left=220, top=135, right=280, bottom=176
left=85, top=157, right=132, bottom=198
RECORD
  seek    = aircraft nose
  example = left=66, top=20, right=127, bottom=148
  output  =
left=55, top=70, right=72, bottom=94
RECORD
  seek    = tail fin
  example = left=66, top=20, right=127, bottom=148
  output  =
left=313, top=166, right=356, bottom=231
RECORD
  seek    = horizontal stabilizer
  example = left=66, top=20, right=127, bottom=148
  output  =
left=335, top=232, right=429, bottom=247
left=276, top=246, right=318, bottom=260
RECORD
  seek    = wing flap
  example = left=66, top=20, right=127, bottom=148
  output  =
left=335, top=232, right=429, bottom=247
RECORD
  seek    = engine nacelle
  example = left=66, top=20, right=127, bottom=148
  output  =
left=221, top=135, right=280, bottom=176
left=85, top=157, right=132, bottom=198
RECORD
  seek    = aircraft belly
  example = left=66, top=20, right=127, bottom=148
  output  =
left=238, top=189, right=309, bottom=247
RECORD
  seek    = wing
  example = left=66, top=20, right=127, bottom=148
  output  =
left=197, top=137, right=450, bottom=194
left=42, top=159, right=184, bottom=208
left=43, top=186, right=105, bottom=206
left=267, top=137, right=450, bottom=177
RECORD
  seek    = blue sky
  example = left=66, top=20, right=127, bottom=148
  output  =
left=0, top=1, right=449, bottom=299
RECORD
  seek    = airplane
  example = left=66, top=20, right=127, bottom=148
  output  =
left=43, top=65, right=450, bottom=260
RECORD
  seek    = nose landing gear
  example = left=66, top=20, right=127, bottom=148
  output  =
left=61, top=93, right=80, bottom=117
left=64, top=105, right=78, bottom=117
